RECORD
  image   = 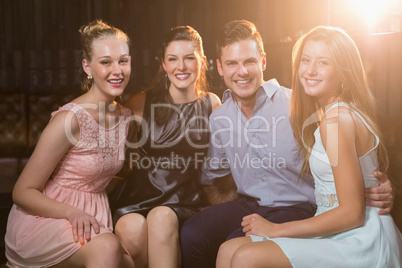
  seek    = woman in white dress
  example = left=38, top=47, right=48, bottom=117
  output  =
left=216, top=26, right=402, bottom=268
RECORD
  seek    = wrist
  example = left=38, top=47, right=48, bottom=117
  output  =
left=270, top=223, right=284, bottom=238
left=64, top=205, right=77, bottom=220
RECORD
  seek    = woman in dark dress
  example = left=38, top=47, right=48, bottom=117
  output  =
left=110, top=26, right=221, bottom=268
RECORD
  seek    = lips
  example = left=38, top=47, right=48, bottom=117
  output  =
left=304, top=78, right=321, bottom=86
left=108, top=79, right=123, bottom=87
left=175, top=73, right=190, bottom=80
left=234, top=79, right=252, bottom=87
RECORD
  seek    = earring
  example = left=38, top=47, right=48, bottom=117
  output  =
left=165, top=73, right=169, bottom=90
left=87, top=75, right=93, bottom=80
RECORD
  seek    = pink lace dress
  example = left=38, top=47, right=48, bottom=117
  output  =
left=5, top=102, right=131, bottom=267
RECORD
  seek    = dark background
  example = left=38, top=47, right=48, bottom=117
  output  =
left=2, top=0, right=401, bottom=98
left=1, top=0, right=402, bottom=264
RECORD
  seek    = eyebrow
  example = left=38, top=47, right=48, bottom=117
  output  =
left=301, top=54, right=331, bottom=60
left=224, top=59, right=237, bottom=64
left=98, top=54, right=130, bottom=59
left=166, top=53, right=196, bottom=57
left=224, top=57, right=257, bottom=64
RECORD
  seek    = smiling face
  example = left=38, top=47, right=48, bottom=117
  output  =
left=83, top=36, right=131, bottom=99
left=217, top=39, right=266, bottom=103
left=298, top=40, right=341, bottom=106
left=162, top=40, right=205, bottom=93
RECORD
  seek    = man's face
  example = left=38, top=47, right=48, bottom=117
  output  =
left=217, top=39, right=266, bottom=103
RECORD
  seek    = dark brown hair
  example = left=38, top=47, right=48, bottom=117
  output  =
left=148, top=25, right=209, bottom=124
left=216, top=20, right=264, bottom=60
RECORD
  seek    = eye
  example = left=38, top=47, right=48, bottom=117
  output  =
left=101, top=60, right=111, bottom=65
left=245, top=59, right=257, bottom=65
left=301, top=57, right=310, bottom=63
left=120, top=58, right=129, bottom=64
left=167, top=57, right=177, bottom=62
left=318, top=60, right=329, bottom=65
left=186, top=56, right=196, bottom=60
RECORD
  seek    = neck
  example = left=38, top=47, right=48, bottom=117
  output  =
left=169, top=85, right=199, bottom=104
left=87, top=87, right=116, bottom=107
left=319, top=96, right=341, bottom=113
left=235, top=96, right=257, bottom=120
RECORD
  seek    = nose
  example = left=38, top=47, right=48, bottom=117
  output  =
left=112, top=62, right=122, bottom=75
left=238, top=64, right=248, bottom=75
left=307, top=63, right=317, bottom=76
left=178, top=59, right=186, bottom=71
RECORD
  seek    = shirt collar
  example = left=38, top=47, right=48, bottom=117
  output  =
left=262, top=78, right=280, bottom=99
left=221, top=78, right=280, bottom=103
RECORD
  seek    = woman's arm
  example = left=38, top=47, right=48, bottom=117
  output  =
left=12, top=110, right=101, bottom=243
left=13, top=110, right=78, bottom=216
left=243, top=109, right=368, bottom=238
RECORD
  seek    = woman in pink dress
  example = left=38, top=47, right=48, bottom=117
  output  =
left=5, top=20, right=134, bottom=268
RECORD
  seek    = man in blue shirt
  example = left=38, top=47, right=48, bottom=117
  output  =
left=180, top=20, right=394, bottom=268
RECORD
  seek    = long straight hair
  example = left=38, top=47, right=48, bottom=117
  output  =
left=290, top=26, right=388, bottom=177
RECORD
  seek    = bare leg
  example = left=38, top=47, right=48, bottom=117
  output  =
left=232, top=240, right=291, bottom=268
left=216, top=236, right=252, bottom=268
left=147, top=206, right=180, bottom=268
left=115, top=213, right=148, bottom=268
left=53, top=233, right=134, bottom=268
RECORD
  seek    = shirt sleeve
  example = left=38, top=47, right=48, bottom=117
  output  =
left=200, top=121, right=231, bottom=185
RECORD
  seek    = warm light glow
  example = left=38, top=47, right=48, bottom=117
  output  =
left=349, top=0, right=394, bottom=31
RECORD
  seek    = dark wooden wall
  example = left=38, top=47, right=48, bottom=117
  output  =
left=0, top=1, right=401, bottom=260
left=1, top=0, right=401, bottom=108
left=0, top=0, right=331, bottom=97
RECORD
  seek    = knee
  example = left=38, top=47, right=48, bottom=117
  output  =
left=147, top=206, right=178, bottom=239
left=115, top=213, right=147, bottom=254
left=88, top=234, right=125, bottom=264
left=104, top=234, right=125, bottom=255
left=216, top=241, right=232, bottom=266
left=115, top=213, right=147, bottom=238
left=231, top=247, right=251, bottom=268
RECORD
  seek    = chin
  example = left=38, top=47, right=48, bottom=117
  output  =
left=110, top=89, right=125, bottom=97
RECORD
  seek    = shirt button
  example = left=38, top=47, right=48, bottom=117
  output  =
left=252, top=134, right=256, bottom=137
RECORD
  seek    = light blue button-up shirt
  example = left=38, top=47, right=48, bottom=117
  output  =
left=201, top=79, right=315, bottom=207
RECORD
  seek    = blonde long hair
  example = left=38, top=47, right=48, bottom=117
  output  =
left=290, top=26, right=388, bottom=177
